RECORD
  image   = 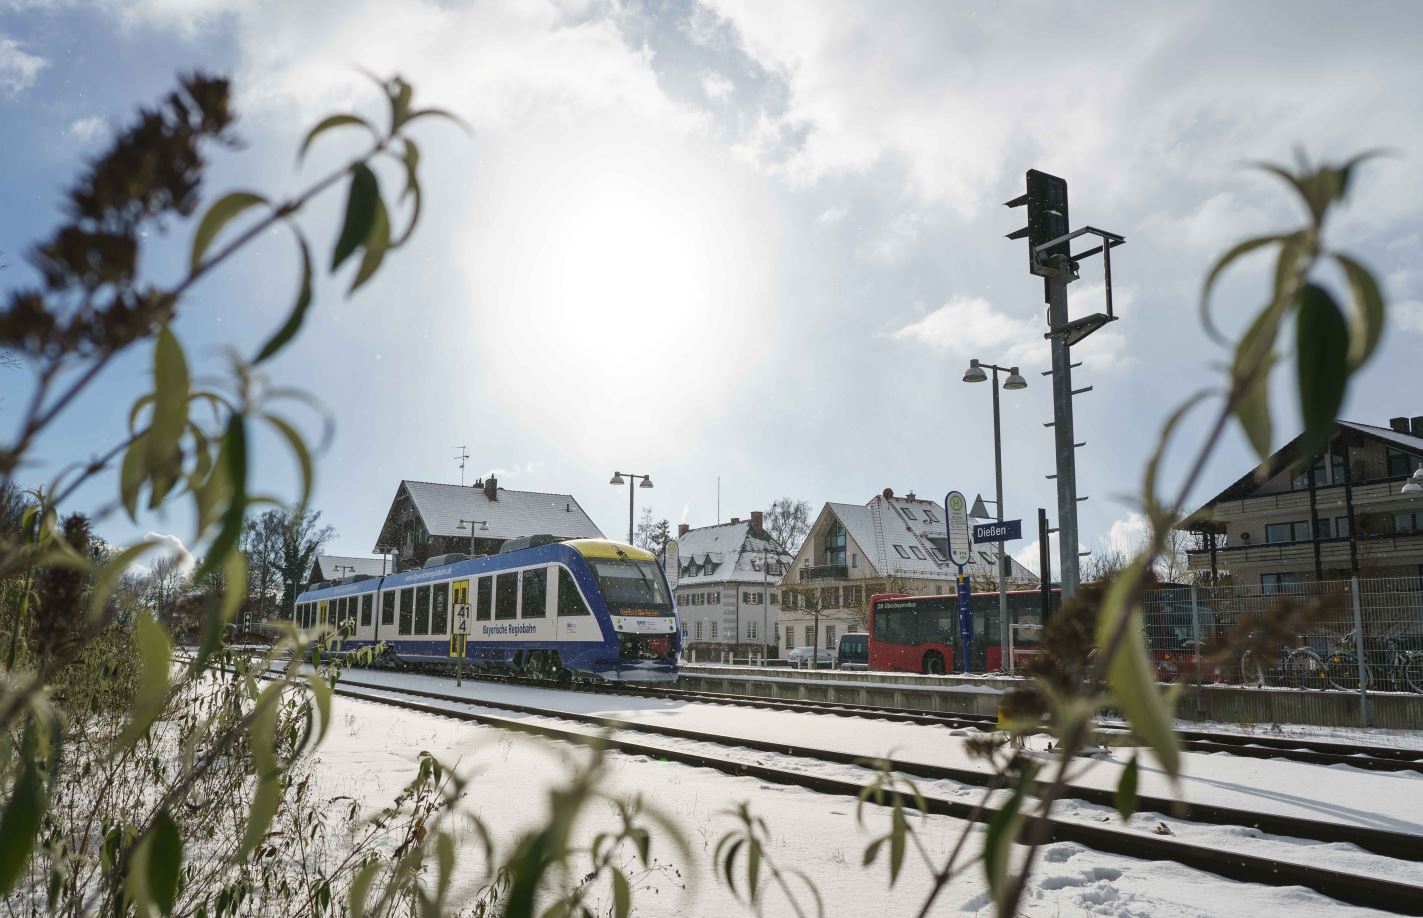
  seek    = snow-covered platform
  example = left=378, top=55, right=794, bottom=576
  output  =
left=678, top=663, right=1423, bottom=730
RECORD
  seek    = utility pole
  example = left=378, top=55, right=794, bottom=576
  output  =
left=1005, top=170, right=1124, bottom=598
left=453, top=445, right=469, bottom=486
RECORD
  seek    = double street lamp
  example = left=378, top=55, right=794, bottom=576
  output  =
left=609, top=471, right=654, bottom=544
left=962, top=358, right=1027, bottom=674
left=457, top=518, right=489, bottom=554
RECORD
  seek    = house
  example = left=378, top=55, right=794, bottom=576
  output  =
left=670, top=511, right=793, bottom=658
left=372, top=476, right=603, bottom=569
left=777, top=488, right=1039, bottom=654
left=1183, top=417, right=1423, bottom=589
left=308, top=554, right=388, bottom=586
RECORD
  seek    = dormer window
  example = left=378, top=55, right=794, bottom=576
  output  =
left=824, top=521, right=847, bottom=567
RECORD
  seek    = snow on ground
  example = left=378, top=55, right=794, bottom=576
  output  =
left=315, top=692, right=1397, bottom=917
left=327, top=667, right=1423, bottom=838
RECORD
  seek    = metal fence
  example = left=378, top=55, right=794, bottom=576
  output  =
left=1140, top=577, right=1423, bottom=726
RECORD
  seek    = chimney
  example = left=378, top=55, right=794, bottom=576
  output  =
left=473, top=477, right=484, bottom=488
left=731, top=516, right=741, bottom=524
left=750, top=510, right=764, bottom=536
left=678, top=523, right=690, bottom=537
left=1412, top=417, right=1423, bottom=438
left=1391, top=417, right=1410, bottom=433
left=882, top=487, right=894, bottom=499
left=484, top=476, right=498, bottom=500
left=906, top=491, right=916, bottom=500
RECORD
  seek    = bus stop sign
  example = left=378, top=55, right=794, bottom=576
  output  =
left=944, top=491, right=972, bottom=566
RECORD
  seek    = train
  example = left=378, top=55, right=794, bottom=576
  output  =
left=292, top=537, right=681, bottom=682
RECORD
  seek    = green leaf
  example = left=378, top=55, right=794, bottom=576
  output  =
left=888, top=810, right=905, bottom=884
left=387, top=76, right=414, bottom=131
left=119, top=612, right=173, bottom=748
left=1095, top=557, right=1181, bottom=779
left=611, top=868, right=631, bottom=918
left=747, top=842, right=761, bottom=901
left=299, top=113, right=376, bottom=162
left=349, top=189, right=390, bottom=293
left=403, top=107, right=471, bottom=134
left=331, top=164, right=380, bottom=272
left=1295, top=283, right=1350, bottom=463
left=983, top=766, right=1034, bottom=912
left=1334, top=253, right=1386, bottom=370
left=0, top=750, right=45, bottom=897
left=1199, top=234, right=1285, bottom=342
left=191, top=191, right=267, bottom=271
left=238, top=774, right=281, bottom=863
left=348, top=861, right=380, bottom=918
left=253, top=233, right=313, bottom=365
left=1115, top=755, right=1139, bottom=822
left=263, top=413, right=313, bottom=509
left=145, top=326, right=190, bottom=508
left=1233, top=354, right=1274, bottom=463
left=88, top=540, right=158, bottom=624
left=391, top=138, right=422, bottom=248
left=304, top=672, right=333, bottom=748
left=191, top=414, right=247, bottom=587
left=147, top=810, right=183, bottom=915
left=120, top=432, right=149, bottom=522
left=861, top=837, right=884, bottom=867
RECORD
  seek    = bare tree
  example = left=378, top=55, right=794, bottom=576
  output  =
left=1158, top=527, right=1193, bottom=584
left=241, top=510, right=285, bottom=622
left=144, top=555, right=188, bottom=623
left=633, top=506, right=671, bottom=556
left=278, top=507, right=335, bottom=618
left=764, top=497, right=812, bottom=552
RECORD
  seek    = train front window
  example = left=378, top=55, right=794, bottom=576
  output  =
left=590, top=559, right=672, bottom=611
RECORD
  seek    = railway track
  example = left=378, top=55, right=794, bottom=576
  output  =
left=299, top=671, right=1423, bottom=914
left=598, top=680, right=1423, bottom=774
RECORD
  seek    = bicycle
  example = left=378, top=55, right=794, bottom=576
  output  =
left=1239, top=643, right=1330, bottom=689
left=1325, top=632, right=1423, bottom=693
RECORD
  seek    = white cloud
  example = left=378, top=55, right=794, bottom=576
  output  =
left=1103, top=512, right=1150, bottom=555
left=701, top=71, right=733, bottom=100
left=66, top=115, right=105, bottom=143
left=817, top=205, right=848, bottom=225
left=144, top=531, right=195, bottom=576
left=0, top=34, right=46, bottom=97
left=1396, top=300, right=1423, bottom=334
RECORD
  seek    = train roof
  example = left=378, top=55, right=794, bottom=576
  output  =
left=295, top=538, right=657, bottom=602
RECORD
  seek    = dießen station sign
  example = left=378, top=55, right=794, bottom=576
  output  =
left=973, top=519, right=1022, bottom=543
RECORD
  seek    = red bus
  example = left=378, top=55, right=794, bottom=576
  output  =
left=868, top=587, right=1221, bottom=681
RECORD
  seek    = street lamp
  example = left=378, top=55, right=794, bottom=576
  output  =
left=1403, top=466, right=1423, bottom=495
left=609, top=471, right=654, bottom=544
left=457, top=518, right=489, bottom=554
left=963, top=358, right=1026, bottom=674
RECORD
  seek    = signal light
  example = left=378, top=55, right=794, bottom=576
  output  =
left=1005, top=169, right=1070, bottom=276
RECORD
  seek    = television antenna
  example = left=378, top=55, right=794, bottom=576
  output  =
left=453, top=445, right=470, bottom=486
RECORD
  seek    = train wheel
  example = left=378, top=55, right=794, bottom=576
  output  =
left=922, top=652, right=945, bottom=675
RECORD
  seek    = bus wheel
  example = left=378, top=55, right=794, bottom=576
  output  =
left=922, top=652, right=945, bottom=675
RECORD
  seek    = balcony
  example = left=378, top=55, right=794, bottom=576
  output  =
left=1200, top=478, right=1416, bottom=523
left=799, top=564, right=848, bottom=582
left=1187, top=531, right=1423, bottom=571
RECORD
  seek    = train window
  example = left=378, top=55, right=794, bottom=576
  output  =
left=381, top=592, right=395, bottom=626
left=415, top=586, right=431, bottom=634
left=360, top=594, right=373, bottom=627
left=338, top=596, right=349, bottom=623
left=557, top=568, right=590, bottom=616
left=495, top=573, right=518, bottom=620
left=431, top=583, right=449, bottom=634
left=399, top=588, right=414, bottom=635
left=521, top=568, right=547, bottom=618
left=476, top=577, right=492, bottom=621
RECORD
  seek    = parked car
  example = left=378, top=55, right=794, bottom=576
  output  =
left=786, top=646, right=834, bottom=667
left=836, top=632, right=869, bottom=670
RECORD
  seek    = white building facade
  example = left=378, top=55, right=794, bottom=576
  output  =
left=670, top=511, right=793, bottom=658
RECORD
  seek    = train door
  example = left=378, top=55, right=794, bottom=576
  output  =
left=450, top=579, right=470, bottom=657
left=319, top=600, right=329, bottom=628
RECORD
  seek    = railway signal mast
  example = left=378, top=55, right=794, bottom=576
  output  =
left=1005, top=170, right=1124, bottom=598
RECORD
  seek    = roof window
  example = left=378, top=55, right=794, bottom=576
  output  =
left=893, top=545, right=910, bottom=558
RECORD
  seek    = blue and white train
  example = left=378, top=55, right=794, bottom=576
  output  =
left=292, top=538, right=681, bottom=682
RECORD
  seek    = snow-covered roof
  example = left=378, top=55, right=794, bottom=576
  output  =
left=310, top=554, right=387, bottom=581
left=807, top=494, right=1035, bottom=584
left=675, top=520, right=793, bottom=586
left=1338, top=421, right=1423, bottom=455
left=373, top=479, right=603, bottom=552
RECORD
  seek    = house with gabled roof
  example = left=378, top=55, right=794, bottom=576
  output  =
left=669, top=511, right=793, bottom=657
left=308, top=554, right=388, bottom=585
left=372, top=476, right=603, bottom=570
left=1183, top=417, right=1423, bottom=588
left=776, top=488, right=1038, bottom=655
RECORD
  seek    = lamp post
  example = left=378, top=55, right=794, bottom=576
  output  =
left=1403, top=466, right=1423, bottom=495
left=333, top=563, right=355, bottom=579
left=609, top=471, right=654, bottom=544
left=962, top=358, right=1027, bottom=674
left=457, top=518, right=489, bottom=554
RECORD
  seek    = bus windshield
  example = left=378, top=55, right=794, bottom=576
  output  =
left=590, top=558, right=673, bottom=612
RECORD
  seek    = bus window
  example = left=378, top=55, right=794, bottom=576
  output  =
left=476, top=576, right=492, bottom=621
left=415, top=586, right=431, bottom=634
left=431, top=583, right=449, bottom=634
left=557, top=568, right=590, bottom=616
left=521, top=568, right=547, bottom=618
left=381, top=592, right=395, bottom=626
left=399, top=588, right=414, bottom=635
left=360, top=594, right=373, bottom=628
left=495, top=573, right=518, bottom=620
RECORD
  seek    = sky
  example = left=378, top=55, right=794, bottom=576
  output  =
left=2, top=0, right=1422, bottom=577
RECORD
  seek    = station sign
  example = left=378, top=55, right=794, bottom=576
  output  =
left=945, top=491, right=972, bottom=566
left=973, top=519, right=1023, bottom=543
left=663, top=540, right=679, bottom=588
